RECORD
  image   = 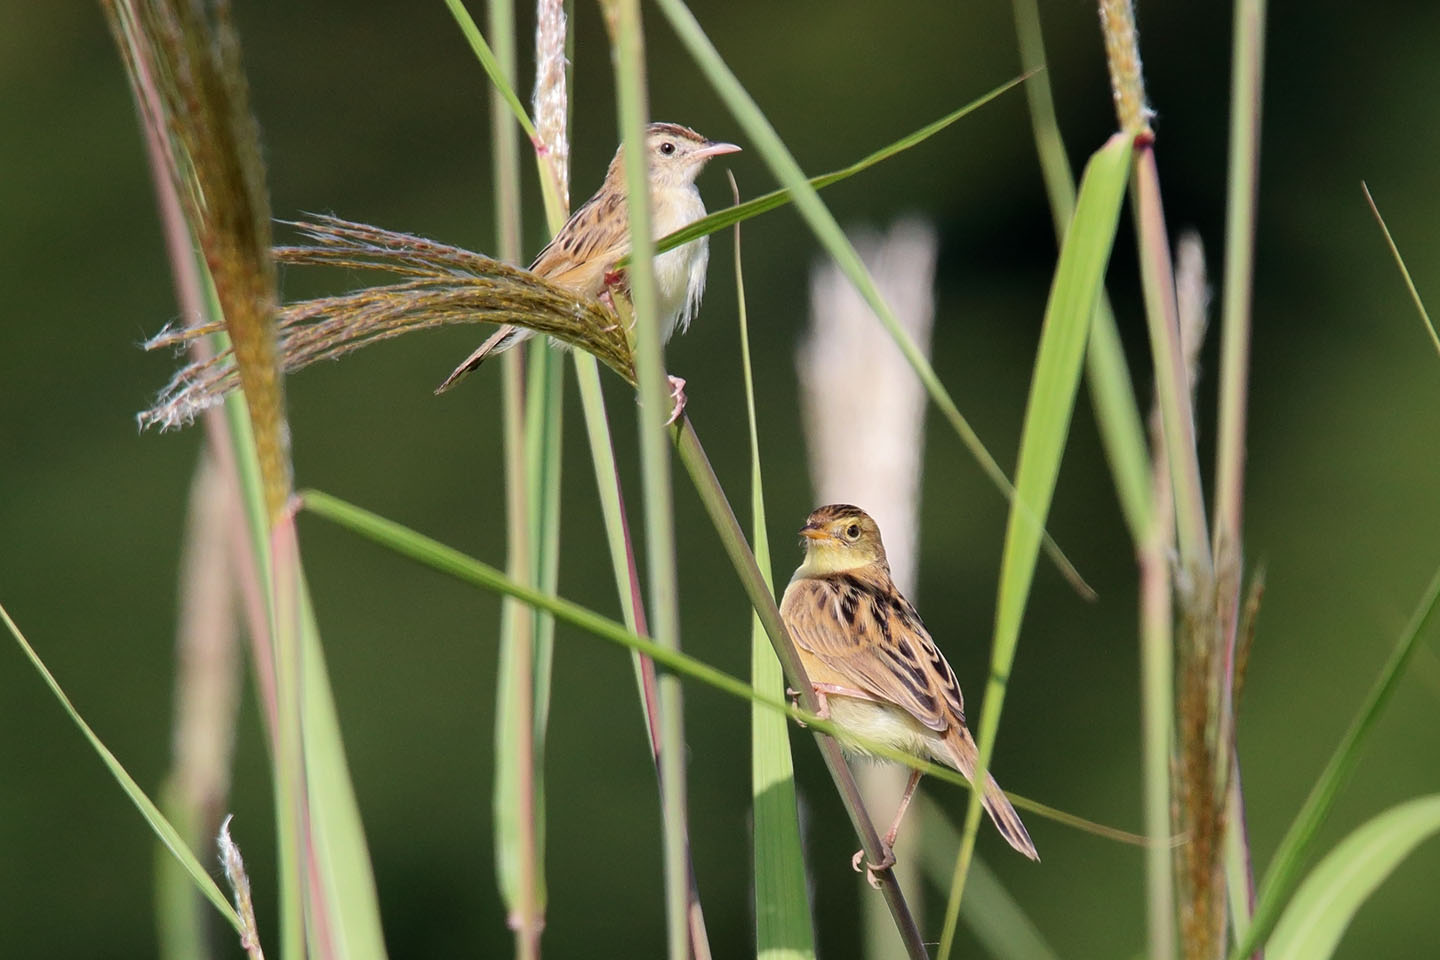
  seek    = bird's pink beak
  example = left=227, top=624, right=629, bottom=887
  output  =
left=695, top=141, right=742, bottom=160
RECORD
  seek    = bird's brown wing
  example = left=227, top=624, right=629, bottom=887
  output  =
left=435, top=188, right=630, bottom=392
left=781, top=572, right=967, bottom=733
left=529, top=187, right=630, bottom=293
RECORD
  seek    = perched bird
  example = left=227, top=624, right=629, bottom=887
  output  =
left=779, top=504, right=1039, bottom=882
left=436, top=122, right=740, bottom=401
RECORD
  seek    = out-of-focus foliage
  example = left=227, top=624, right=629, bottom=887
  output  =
left=2, top=2, right=1437, bottom=957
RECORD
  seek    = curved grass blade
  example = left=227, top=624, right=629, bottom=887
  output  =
left=298, top=487, right=1147, bottom=850
left=1231, top=562, right=1440, bottom=960
left=651, top=0, right=1092, bottom=600
left=1362, top=182, right=1440, bottom=359
left=914, top=794, right=1060, bottom=960
left=937, top=132, right=1134, bottom=960
left=1266, top=795, right=1440, bottom=960
left=1008, top=0, right=1153, bottom=544
left=733, top=176, right=816, bottom=960
left=443, top=0, right=537, bottom=138
left=1005, top=11, right=1165, bottom=949
left=2, top=602, right=242, bottom=933
left=645, top=73, right=1031, bottom=259
left=282, top=527, right=388, bottom=960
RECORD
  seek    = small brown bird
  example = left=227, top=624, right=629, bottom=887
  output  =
left=780, top=504, right=1039, bottom=882
left=436, top=122, right=740, bottom=397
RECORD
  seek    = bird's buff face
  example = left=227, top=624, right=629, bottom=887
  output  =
left=627, top=123, right=741, bottom=190
left=795, top=504, right=888, bottom=575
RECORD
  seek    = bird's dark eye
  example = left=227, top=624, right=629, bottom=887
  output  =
left=845, top=524, right=861, bottom=540
left=659, top=141, right=676, bottom=155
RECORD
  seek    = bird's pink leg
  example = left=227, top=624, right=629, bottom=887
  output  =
left=785, top=685, right=826, bottom=724
left=882, top=768, right=924, bottom=848
left=665, top=375, right=688, bottom=425
left=851, top=756, right=923, bottom=887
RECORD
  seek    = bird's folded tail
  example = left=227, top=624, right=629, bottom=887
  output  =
left=944, top=726, right=1040, bottom=861
left=434, top=324, right=528, bottom=394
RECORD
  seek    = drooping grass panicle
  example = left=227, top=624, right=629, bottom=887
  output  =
left=103, top=0, right=290, bottom=520
left=138, top=215, right=636, bottom=430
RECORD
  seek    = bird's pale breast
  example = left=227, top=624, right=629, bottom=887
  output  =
left=825, top=695, right=949, bottom=765
left=650, top=185, right=709, bottom=342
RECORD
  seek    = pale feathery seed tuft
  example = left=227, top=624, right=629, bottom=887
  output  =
left=797, top=219, right=938, bottom=594
left=533, top=0, right=570, bottom=208
left=219, top=815, right=266, bottom=960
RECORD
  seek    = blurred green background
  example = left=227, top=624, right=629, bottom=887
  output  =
left=3, top=1, right=1438, bottom=957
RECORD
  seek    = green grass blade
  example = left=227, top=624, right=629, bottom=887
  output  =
left=1084, top=311, right=1155, bottom=544
left=938, top=132, right=1134, bottom=960
left=652, top=0, right=1094, bottom=601
left=299, top=490, right=914, bottom=766
left=1266, top=795, right=1440, bottom=960
left=734, top=181, right=816, bottom=959
left=443, top=0, right=536, bottom=138
left=914, top=795, right=1060, bottom=960
left=298, top=489, right=807, bottom=718
left=645, top=74, right=1030, bottom=258
left=1362, top=182, right=1440, bottom=359
left=1006, top=12, right=1164, bottom=947
left=526, top=345, right=565, bottom=918
left=300, top=487, right=1151, bottom=847
left=271, top=521, right=388, bottom=960
left=269, top=521, right=308, bottom=960
left=1, top=602, right=242, bottom=933
left=1009, top=0, right=1154, bottom=548
left=1232, top=562, right=1440, bottom=960
left=603, top=2, right=691, bottom=957
left=290, top=546, right=389, bottom=960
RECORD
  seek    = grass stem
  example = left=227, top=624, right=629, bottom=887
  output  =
left=602, top=3, right=692, bottom=956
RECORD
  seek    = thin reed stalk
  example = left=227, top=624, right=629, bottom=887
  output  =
left=1362, top=183, right=1440, bottom=357
left=1213, top=0, right=1267, bottom=937
left=1098, top=5, right=1267, bottom=958
left=600, top=3, right=691, bottom=957
left=485, top=0, right=544, bottom=952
